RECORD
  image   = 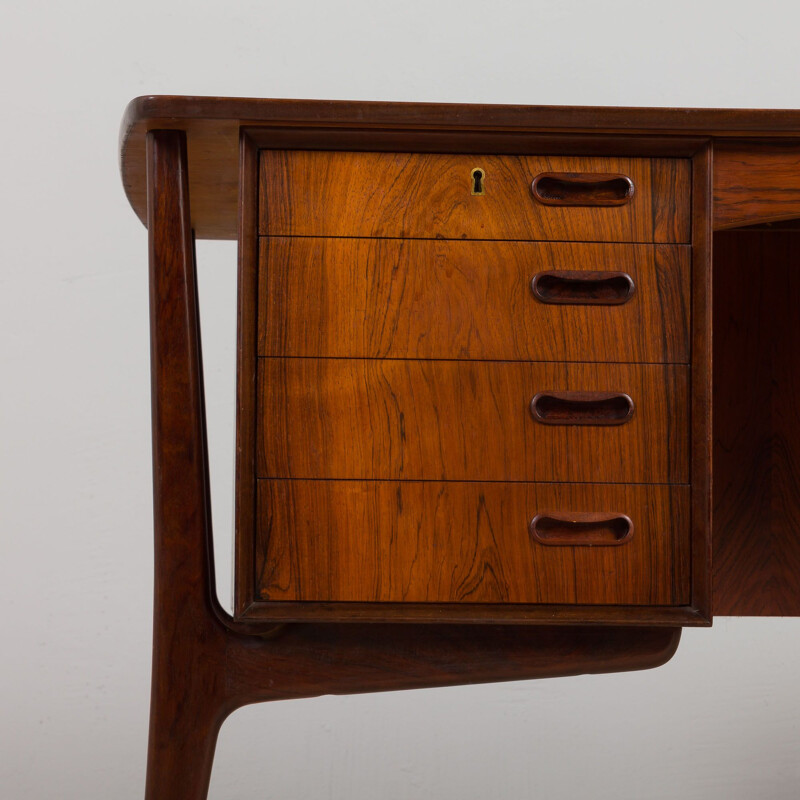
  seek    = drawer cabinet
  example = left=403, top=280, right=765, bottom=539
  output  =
left=238, top=140, right=710, bottom=625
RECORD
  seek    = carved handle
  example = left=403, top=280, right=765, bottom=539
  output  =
left=531, top=173, right=634, bottom=206
left=530, top=391, right=634, bottom=425
left=530, top=512, right=634, bottom=546
left=531, top=271, right=635, bottom=305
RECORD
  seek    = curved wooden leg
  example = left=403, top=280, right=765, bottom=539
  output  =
left=143, top=128, right=682, bottom=800
left=144, top=634, right=229, bottom=800
left=144, top=128, right=232, bottom=800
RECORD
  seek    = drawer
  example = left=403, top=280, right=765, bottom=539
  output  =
left=257, top=359, right=688, bottom=483
left=259, top=237, right=690, bottom=363
left=255, top=480, right=690, bottom=605
left=259, top=150, right=691, bottom=243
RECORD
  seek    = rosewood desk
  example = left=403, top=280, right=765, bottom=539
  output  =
left=120, top=96, right=800, bottom=800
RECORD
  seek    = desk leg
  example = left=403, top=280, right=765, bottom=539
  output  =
left=144, top=128, right=233, bottom=800
left=143, top=128, right=681, bottom=800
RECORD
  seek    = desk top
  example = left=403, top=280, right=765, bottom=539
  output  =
left=120, top=95, right=800, bottom=238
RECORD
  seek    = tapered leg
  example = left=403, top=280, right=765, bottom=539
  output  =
left=144, top=128, right=232, bottom=800
left=144, top=649, right=228, bottom=800
left=142, top=128, right=682, bottom=800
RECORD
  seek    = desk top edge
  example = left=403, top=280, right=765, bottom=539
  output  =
left=121, top=95, right=800, bottom=239
left=122, top=95, right=800, bottom=135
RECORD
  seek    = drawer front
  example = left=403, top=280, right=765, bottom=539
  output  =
left=259, top=237, right=690, bottom=363
left=255, top=480, right=690, bottom=605
left=257, top=359, right=688, bottom=483
left=259, top=150, right=691, bottom=243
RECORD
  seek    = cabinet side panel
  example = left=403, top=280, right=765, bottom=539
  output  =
left=233, top=132, right=260, bottom=616
left=691, top=145, right=713, bottom=621
left=713, top=228, right=800, bottom=614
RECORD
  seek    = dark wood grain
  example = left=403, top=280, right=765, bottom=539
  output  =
left=259, top=150, right=690, bottom=243
left=124, top=95, right=800, bottom=139
left=127, top=118, right=241, bottom=239
left=120, top=95, right=800, bottom=240
left=531, top=172, right=634, bottom=206
left=245, top=127, right=705, bottom=158
left=529, top=390, right=635, bottom=425
left=258, top=238, right=690, bottom=363
left=713, top=229, right=800, bottom=614
left=223, top=624, right=684, bottom=696
left=141, top=130, right=688, bottom=800
left=132, top=98, right=727, bottom=799
left=233, top=130, right=259, bottom=617
left=255, top=480, right=689, bottom=606
left=530, top=270, right=636, bottom=305
left=257, top=359, right=689, bottom=484
left=530, top=511, right=634, bottom=546
left=689, top=145, right=714, bottom=623
left=145, top=128, right=225, bottom=800
left=240, top=601, right=707, bottom=625
left=714, top=141, right=800, bottom=229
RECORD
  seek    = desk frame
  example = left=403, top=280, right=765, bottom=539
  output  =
left=144, top=129, right=680, bottom=800
left=124, top=99, right=800, bottom=800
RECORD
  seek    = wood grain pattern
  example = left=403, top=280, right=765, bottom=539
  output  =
left=531, top=172, right=634, bottom=206
left=121, top=96, right=800, bottom=240
left=529, top=511, right=634, bottom=546
left=258, top=238, right=690, bottom=363
left=530, top=270, right=636, bottom=305
left=239, top=600, right=707, bottom=625
left=257, top=359, right=688, bottom=484
left=529, top=390, right=634, bottom=425
left=713, top=229, right=800, bottom=614
left=122, top=118, right=242, bottom=240
left=259, top=151, right=690, bottom=243
left=141, top=132, right=691, bottom=800
left=145, top=128, right=223, bottom=800
left=233, top=131, right=259, bottom=617
left=255, top=480, right=690, bottom=606
left=689, top=145, right=714, bottom=623
left=714, top=141, right=800, bottom=229
left=125, top=95, right=800, bottom=142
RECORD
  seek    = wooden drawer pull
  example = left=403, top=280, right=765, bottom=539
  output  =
left=530, top=512, right=634, bottom=546
left=531, top=271, right=635, bottom=305
left=530, top=391, right=634, bottom=425
left=531, top=173, right=634, bottom=206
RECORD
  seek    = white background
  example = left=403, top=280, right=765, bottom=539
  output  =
left=2, top=1, right=800, bottom=798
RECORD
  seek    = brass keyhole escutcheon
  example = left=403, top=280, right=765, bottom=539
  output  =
left=471, top=167, right=485, bottom=195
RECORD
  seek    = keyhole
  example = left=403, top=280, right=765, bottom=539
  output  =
left=471, top=168, right=485, bottom=195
